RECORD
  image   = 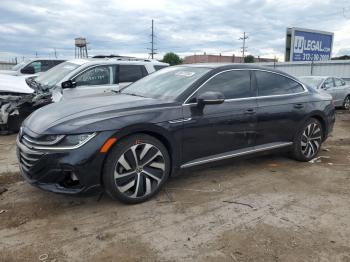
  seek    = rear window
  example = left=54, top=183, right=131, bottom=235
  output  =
left=154, top=65, right=168, bottom=71
left=255, top=71, right=304, bottom=96
left=118, top=65, right=146, bottom=82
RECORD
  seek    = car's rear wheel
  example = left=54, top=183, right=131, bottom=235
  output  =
left=291, top=118, right=323, bottom=162
left=343, top=95, right=350, bottom=110
left=103, top=134, right=170, bottom=204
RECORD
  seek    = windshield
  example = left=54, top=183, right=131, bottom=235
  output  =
left=11, top=61, right=28, bottom=71
left=35, top=62, right=80, bottom=87
left=121, top=66, right=211, bottom=100
left=299, top=77, right=324, bottom=89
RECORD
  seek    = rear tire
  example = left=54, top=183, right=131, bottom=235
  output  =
left=343, top=95, right=350, bottom=110
left=291, top=118, right=323, bottom=162
left=103, top=134, right=170, bottom=204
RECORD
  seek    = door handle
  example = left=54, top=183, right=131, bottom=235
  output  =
left=245, top=108, right=256, bottom=114
left=294, top=103, right=304, bottom=109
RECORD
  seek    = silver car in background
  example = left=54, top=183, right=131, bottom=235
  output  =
left=299, top=76, right=350, bottom=110
left=0, top=58, right=65, bottom=76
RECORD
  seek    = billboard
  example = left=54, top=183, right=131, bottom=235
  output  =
left=285, top=27, right=333, bottom=62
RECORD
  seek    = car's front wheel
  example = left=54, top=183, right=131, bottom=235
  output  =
left=291, top=118, right=323, bottom=162
left=343, top=95, right=350, bottom=110
left=103, top=134, right=170, bottom=204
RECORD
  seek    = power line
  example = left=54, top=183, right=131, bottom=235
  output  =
left=239, top=32, right=248, bottom=63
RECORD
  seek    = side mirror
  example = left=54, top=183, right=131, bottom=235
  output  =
left=61, top=80, right=77, bottom=89
left=197, top=91, right=225, bottom=106
left=20, top=66, right=35, bottom=74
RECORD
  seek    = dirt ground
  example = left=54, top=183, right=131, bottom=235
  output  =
left=1, top=112, right=350, bottom=262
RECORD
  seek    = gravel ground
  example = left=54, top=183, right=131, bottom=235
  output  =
left=0, top=111, right=350, bottom=262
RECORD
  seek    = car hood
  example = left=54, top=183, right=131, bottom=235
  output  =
left=24, top=94, right=180, bottom=134
left=0, top=74, right=33, bottom=94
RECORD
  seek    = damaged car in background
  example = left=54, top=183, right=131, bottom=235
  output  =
left=0, top=58, right=168, bottom=134
left=0, top=74, right=52, bottom=134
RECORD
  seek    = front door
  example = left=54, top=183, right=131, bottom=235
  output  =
left=62, top=65, right=116, bottom=99
left=181, top=69, right=257, bottom=164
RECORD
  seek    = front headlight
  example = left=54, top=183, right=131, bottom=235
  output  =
left=58, top=133, right=97, bottom=148
left=22, top=132, right=97, bottom=150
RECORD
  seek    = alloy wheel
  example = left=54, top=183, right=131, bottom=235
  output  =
left=114, top=143, right=165, bottom=198
left=301, top=122, right=322, bottom=158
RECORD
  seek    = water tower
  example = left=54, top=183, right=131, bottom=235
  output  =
left=75, top=37, right=88, bottom=58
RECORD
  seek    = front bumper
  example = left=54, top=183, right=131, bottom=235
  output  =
left=16, top=130, right=115, bottom=195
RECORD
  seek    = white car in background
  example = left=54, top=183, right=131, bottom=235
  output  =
left=299, top=76, right=350, bottom=110
left=0, top=58, right=65, bottom=76
left=0, top=57, right=168, bottom=133
left=49, top=58, right=168, bottom=102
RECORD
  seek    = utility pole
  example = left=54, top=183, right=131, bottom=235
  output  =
left=54, top=48, right=57, bottom=58
left=239, top=32, right=248, bottom=63
left=148, top=19, right=157, bottom=59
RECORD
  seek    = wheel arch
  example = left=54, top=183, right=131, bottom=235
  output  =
left=99, top=123, right=179, bottom=186
left=302, top=111, right=328, bottom=141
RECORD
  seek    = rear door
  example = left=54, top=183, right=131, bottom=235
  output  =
left=334, top=78, right=347, bottom=106
left=62, top=65, right=114, bottom=99
left=254, top=70, right=308, bottom=145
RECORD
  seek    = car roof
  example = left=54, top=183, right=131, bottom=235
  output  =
left=178, top=63, right=294, bottom=77
left=27, top=58, right=66, bottom=61
left=67, top=58, right=169, bottom=66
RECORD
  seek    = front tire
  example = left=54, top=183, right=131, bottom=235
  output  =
left=291, top=118, right=323, bottom=162
left=103, top=134, right=170, bottom=204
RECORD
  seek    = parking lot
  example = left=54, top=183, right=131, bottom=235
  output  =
left=0, top=111, right=349, bottom=262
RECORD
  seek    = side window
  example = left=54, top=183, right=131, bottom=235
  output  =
left=40, top=60, right=53, bottom=72
left=323, top=78, right=335, bottom=89
left=334, top=78, right=343, bottom=87
left=255, top=71, right=304, bottom=96
left=25, top=61, right=42, bottom=73
left=119, top=65, right=145, bottom=83
left=74, top=66, right=111, bottom=86
left=194, top=70, right=251, bottom=100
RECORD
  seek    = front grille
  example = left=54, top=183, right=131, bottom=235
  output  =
left=17, top=132, right=45, bottom=173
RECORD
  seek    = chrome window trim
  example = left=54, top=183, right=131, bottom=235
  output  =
left=21, top=133, right=97, bottom=151
left=183, top=68, right=308, bottom=105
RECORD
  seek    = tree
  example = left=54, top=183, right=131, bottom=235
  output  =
left=331, top=55, right=350, bottom=60
left=162, top=52, right=183, bottom=65
left=244, top=55, right=255, bottom=63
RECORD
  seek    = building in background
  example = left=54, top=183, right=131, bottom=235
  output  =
left=183, top=53, right=275, bottom=64
left=285, top=27, right=334, bottom=62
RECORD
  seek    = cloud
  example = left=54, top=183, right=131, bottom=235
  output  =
left=0, top=0, right=349, bottom=61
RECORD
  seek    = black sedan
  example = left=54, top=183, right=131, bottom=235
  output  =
left=17, top=64, right=335, bottom=203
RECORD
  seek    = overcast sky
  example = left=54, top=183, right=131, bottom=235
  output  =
left=0, top=0, right=350, bottom=61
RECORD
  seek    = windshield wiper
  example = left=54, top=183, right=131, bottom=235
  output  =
left=122, top=92, right=147, bottom=98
